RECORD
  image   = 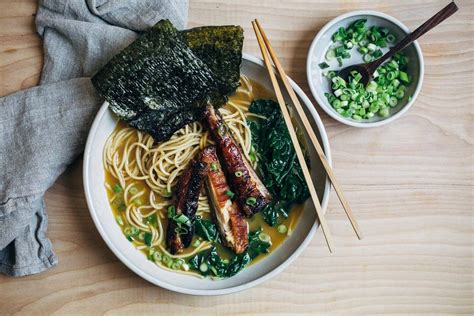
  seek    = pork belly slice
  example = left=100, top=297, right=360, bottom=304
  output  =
left=203, top=105, right=272, bottom=217
left=200, top=146, right=248, bottom=254
left=166, top=159, right=208, bottom=254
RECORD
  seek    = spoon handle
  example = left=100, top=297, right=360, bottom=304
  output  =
left=369, top=1, right=458, bottom=72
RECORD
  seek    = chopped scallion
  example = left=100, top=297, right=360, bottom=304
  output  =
left=153, top=251, right=162, bottom=262
left=199, top=262, right=208, bottom=273
left=258, top=233, right=272, bottom=244
left=325, top=49, right=336, bottom=61
left=167, top=205, right=176, bottom=218
left=112, top=184, right=123, bottom=193
left=246, top=197, right=257, bottom=205
left=277, top=224, right=288, bottom=234
left=115, top=215, right=124, bottom=226
left=318, top=62, right=330, bottom=69
left=398, top=71, right=409, bottom=83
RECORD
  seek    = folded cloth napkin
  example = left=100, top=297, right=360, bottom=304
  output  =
left=0, top=0, right=188, bottom=277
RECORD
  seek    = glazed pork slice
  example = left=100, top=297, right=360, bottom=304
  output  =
left=203, top=105, right=272, bottom=217
left=200, top=146, right=248, bottom=254
left=166, top=159, right=208, bottom=254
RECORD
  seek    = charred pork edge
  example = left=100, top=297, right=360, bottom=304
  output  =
left=201, top=146, right=249, bottom=254
left=166, top=159, right=208, bottom=254
left=204, top=105, right=272, bottom=217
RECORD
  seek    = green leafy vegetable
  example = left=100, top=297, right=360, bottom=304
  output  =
left=167, top=205, right=176, bottom=218
left=144, top=232, right=153, bottom=247
left=246, top=228, right=271, bottom=259
left=145, top=214, right=157, bottom=225
left=189, top=229, right=270, bottom=278
left=195, top=218, right=220, bottom=242
left=249, top=99, right=310, bottom=226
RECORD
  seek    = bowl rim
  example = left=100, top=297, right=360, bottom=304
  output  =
left=83, top=53, right=332, bottom=295
left=306, top=10, right=425, bottom=128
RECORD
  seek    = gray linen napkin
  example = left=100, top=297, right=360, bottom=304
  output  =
left=0, top=0, right=188, bottom=277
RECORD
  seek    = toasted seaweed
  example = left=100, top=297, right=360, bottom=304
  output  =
left=128, top=107, right=205, bottom=141
left=91, top=20, right=243, bottom=142
left=182, top=25, right=243, bottom=99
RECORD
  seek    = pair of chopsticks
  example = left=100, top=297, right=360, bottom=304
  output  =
left=252, top=19, right=363, bottom=252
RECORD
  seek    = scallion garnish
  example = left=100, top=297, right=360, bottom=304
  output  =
left=234, top=171, right=243, bottom=177
left=152, top=251, right=162, bottom=262
left=115, top=215, right=124, bottom=226
left=318, top=62, right=330, bottom=69
left=399, top=71, right=409, bottom=83
left=246, top=197, right=257, bottom=205
left=324, top=19, right=398, bottom=68
left=112, top=184, right=123, bottom=193
left=174, top=214, right=192, bottom=227
left=199, top=262, right=208, bottom=273
left=258, top=232, right=271, bottom=244
left=124, top=226, right=139, bottom=237
left=167, top=205, right=176, bottom=218
left=210, top=162, right=218, bottom=172
left=277, top=224, right=288, bottom=234
left=324, top=52, right=410, bottom=120
left=225, top=190, right=235, bottom=199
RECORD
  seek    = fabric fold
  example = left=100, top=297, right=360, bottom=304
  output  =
left=0, top=0, right=188, bottom=277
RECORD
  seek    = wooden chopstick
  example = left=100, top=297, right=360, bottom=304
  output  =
left=254, top=19, right=363, bottom=240
left=252, top=21, right=335, bottom=253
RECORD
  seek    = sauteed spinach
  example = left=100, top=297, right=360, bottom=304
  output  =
left=189, top=229, right=270, bottom=278
left=195, top=218, right=220, bottom=243
left=248, top=99, right=310, bottom=226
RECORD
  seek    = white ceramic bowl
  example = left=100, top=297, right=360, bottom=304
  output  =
left=83, top=53, right=332, bottom=295
left=307, top=10, right=424, bottom=127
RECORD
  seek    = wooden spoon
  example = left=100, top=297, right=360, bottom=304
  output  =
left=337, top=1, right=458, bottom=86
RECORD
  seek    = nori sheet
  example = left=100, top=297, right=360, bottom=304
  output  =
left=91, top=20, right=243, bottom=142
left=182, top=25, right=243, bottom=99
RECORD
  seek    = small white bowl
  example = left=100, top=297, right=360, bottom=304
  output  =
left=306, top=10, right=424, bottom=128
left=83, top=54, right=332, bottom=295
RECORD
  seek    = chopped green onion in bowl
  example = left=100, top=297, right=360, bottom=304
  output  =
left=323, top=19, right=399, bottom=68
left=324, top=52, right=410, bottom=120
left=307, top=11, right=424, bottom=127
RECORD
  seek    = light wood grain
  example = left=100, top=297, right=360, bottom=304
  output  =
left=0, top=0, right=472, bottom=315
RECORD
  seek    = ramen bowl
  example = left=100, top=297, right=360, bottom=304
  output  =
left=83, top=53, right=332, bottom=295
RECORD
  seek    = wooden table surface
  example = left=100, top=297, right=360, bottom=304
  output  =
left=1, top=0, right=472, bottom=314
